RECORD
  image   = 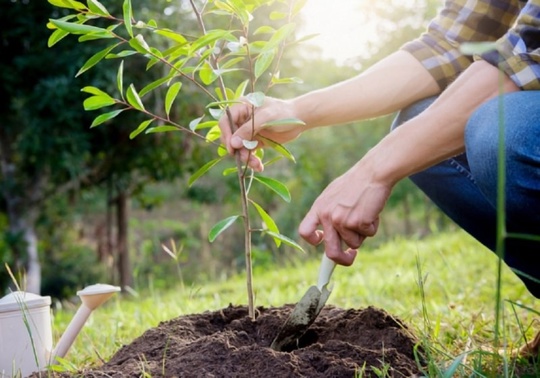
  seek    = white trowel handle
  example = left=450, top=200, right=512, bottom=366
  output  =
left=317, top=254, right=336, bottom=290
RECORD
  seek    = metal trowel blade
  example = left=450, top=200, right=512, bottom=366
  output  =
left=270, top=285, right=324, bottom=351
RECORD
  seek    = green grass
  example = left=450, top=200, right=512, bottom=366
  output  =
left=52, top=230, right=539, bottom=376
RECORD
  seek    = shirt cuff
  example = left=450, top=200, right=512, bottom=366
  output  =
left=401, top=38, right=474, bottom=90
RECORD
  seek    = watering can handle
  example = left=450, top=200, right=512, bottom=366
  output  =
left=317, top=254, right=336, bottom=290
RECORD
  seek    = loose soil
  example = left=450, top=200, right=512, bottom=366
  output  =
left=47, top=305, right=425, bottom=377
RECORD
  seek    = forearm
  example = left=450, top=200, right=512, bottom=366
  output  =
left=364, top=60, right=520, bottom=186
left=292, top=50, right=440, bottom=129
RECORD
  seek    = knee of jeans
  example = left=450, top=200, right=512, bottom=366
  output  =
left=390, top=96, right=438, bottom=132
left=466, top=94, right=539, bottom=178
left=465, top=98, right=499, bottom=175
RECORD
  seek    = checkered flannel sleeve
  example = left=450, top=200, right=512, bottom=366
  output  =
left=481, top=0, right=540, bottom=90
left=401, top=0, right=540, bottom=90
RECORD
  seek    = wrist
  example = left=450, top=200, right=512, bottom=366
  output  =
left=358, top=133, right=412, bottom=187
left=290, top=93, right=323, bottom=130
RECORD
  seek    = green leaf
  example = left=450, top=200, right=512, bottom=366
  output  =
left=262, top=156, right=284, bottom=168
left=205, top=99, right=243, bottom=108
left=214, top=0, right=252, bottom=25
left=83, top=96, right=116, bottom=111
left=90, top=109, right=125, bottom=128
left=154, top=29, right=188, bottom=44
left=189, top=116, right=204, bottom=131
left=260, top=23, right=295, bottom=53
left=250, top=200, right=280, bottom=245
left=81, top=86, right=110, bottom=97
left=123, top=0, right=133, bottom=38
left=254, top=50, right=275, bottom=79
left=130, top=118, right=154, bottom=139
left=46, top=14, right=76, bottom=29
left=165, top=82, right=182, bottom=118
left=49, top=19, right=108, bottom=35
left=189, top=157, right=224, bottom=187
left=271, top=75, right=303, bottom=85
left=265, top=231, right=305, bottom=252
left=192, top=120, right=217, bottom=131
left=213, top=0, right=234, bottom=14
left=245, top=92, right=265, bottom=107
left=78, top=31, right=115, bottom=42
left=205, top=125, right=221, bottom=142
left=258, top=136, right=296, bottom=163
left=199, top=62, right=217, bottom=85
left=145, top=125, right=178, bottom=134
left=253, top=176, right=291, bottom=202
left=126, top=84, right=145, bottom=111
left=235, top=80, right=249, bottom=99
left=269, top=11, right=287, bottom=20
left=129, top=35, right=151, bottom=54
left=139, top=75, right=172, bottom=97
left=48, top=0, right=86, bottom=10
left=87, top=0, right=111, bottom=16
left=253, top=25, right=275, bottom=35
left=190, top=29, right=235, bottom=53
left=208, top=216, right=240, bottom=242
left=209, top=108, right=224, bottom=120
left=219, top=57, right=244, bottom=70
left=48, top=29, right=70, bottom=47
left=261, top=118, right=305, bottom=128
left=76, top=43, right=119, bottom=77
left=117, top=60, right=124, bottom=96
left=106, top=50, right=137, bottom=59
left=292, top=0, right=308, bottom=16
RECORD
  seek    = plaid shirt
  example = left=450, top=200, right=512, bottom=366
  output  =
left=402, top=0, right=540, bottom=90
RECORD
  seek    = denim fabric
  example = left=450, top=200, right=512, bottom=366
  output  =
left=391, top=91, right=540, bottom=298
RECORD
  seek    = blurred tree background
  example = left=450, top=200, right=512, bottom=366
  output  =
left=0, top=0, right=454, bottom=299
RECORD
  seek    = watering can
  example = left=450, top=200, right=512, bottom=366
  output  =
left=0, top=283, right=120, bottom=377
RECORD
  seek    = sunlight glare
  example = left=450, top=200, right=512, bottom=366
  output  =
left=299, top=0, right=376, bottom=65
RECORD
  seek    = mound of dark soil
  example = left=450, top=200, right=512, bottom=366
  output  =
left=49, top=305, right=424, bottom=377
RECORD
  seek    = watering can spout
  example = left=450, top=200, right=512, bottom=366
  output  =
left=52, top=284, right=121, bottom=360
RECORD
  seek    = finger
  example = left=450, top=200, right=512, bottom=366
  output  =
left=218, top=116, right=233, bottom=154
left=359, top=221, right=378, bottom=237
left=320, top=221, right=342, bottom=261
left=336, top=248, right=358, bottom=266
left=321, top=223, right=357, bottom=266
left=337, top=228, right=364, bottom=250
left=298, top=210, right=323, bottom=246
left=230, top=109, right=270, bottom=149
left=219, top=103, right=250, bottom=154
left=237, top=149, right=264, bottom=172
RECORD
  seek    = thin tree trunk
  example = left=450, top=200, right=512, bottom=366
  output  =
left=4, top=212, right=41, bottom=293
left=116, top=189, right=133, bottom=289
left=106, top=178, right=115, bottom=282
left=21, top=220, right=40, bottom=293
left=1, top=135, right=43, bottom=293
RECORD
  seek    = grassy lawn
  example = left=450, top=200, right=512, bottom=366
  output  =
left=53, top=230, right=540, bottom=376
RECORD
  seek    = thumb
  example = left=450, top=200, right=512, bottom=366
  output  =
left=231, top=120, right=260, bottom=150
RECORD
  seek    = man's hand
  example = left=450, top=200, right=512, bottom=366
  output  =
left=299, top=160, right=391, bottom=266
left=218, top=97, right=305, bottom=172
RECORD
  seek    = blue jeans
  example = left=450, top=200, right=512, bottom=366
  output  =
left=391, top=91, right=540, bottom=298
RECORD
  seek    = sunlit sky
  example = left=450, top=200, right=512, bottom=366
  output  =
left=299, top=0, right=375, bottom=65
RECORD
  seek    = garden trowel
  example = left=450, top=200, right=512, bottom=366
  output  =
left=271, top=253, right=336, bottom=351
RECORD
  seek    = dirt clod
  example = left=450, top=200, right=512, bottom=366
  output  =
left=47, top=305, right=424, bottom=377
